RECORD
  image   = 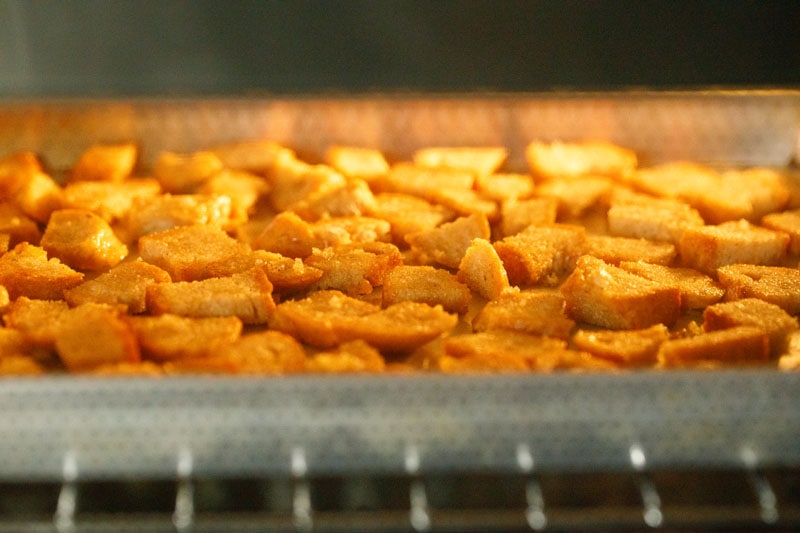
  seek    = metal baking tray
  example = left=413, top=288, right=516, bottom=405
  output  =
left=0, top=91, right=798, bottom=484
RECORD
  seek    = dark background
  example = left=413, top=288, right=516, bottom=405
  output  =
left=1, top=0, right=798, bottom=96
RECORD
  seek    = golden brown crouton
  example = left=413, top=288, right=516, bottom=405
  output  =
left=494, top=224, right=586, bottom=286
left=0, top=202, right=42, bottom=246
left=253, top=251, right=324, bottom=293
left=147, top=268, right=275, bottom=324
left=584, top=235, right=676, bottom=265
left=717, top=264, right=800, bottom=315
left=0, top=151, right=43, bottom=198
left=312, top=216, right=392, bottom=247
left=456, top=238, right=510, bottom=300
left=383, top=162, right=476, bottom=196
left=125, top=193, right=234, bottom=240
left=703, top=298, right=798, bottom=356
left=370, top=193, right=454, bottom=245
left=617, top=261, right=724, bottom=310
left=657, top=326, right=769, bottom=368
left=472, top=290, right=575, bottom=339
left=211, top=330, right=307, bottom=374
left=572, top=324, right=670, bottom=366
left=0, top=243, right=83, bottom=300
left=427, top=187, right=499, bottom=221
left=55, top=303, right=140, bottom=372
left=12, top=169, right=63, bottom=223
left=138, top=224, right=255, bottom=282
left=41, top=209, right=128, bottom=271
left=325, top=145, right=390, bottom=184
left=2, top=297, right=69, bottom=347
left=306, top=339, right=386, bottom=373
left=269, top=290, right=457, bottom=351
left=525, top=140, right=637, bottom=181
left=0, top=326, right=46, bottom=362
left=252, top=211, right=316, bottom=258
left=406, top=213, right=491, bottom=269
left=269, top=153, right=347, bottom=212
left=291, top=178, right=377, bottom=221
left=62, top=178, right=162, bottom=223
left=560, top=255, right=682, bottom=329
left=127, top=314, right=242, bottom=361
left=153, top=150, right=225, bottom=193
left=719, top=168, right=791, bottom=221
left=679, top=220, right=789, bottom=274
left=305, top=242, right=403, bottom=296
left=475, top=173, right=534, bottom=203
left=64, top=260, right=171, bottom=313
left=535, top=176, right=613, bottom=219
left=607, top=194, right=705, bottom=244
left=761, top=208, right=800, bottom=255
left=69, top=143, right=137, bottom=182
left=382, top=265, right=471, bottom=314
left=211, top=139, right=293, bottom=175
left=499, top=197, right=559, bottom=237
left=412, top=146, right=508, bottom=176
left=197, top=168, right=270, bottom=222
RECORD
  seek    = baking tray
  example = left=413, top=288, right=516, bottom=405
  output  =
left=0, top=92, right=798, bottom=482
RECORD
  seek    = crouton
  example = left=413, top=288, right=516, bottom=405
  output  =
left=472, top=290, right=575, bottom=339
left=211, top=139, right=293, bottom=175
left=560, top=255, right=682, bottom=329
left=304, top=242, right=403, bottom=296
left=252, top=211, right=317, bottom=258
left=55, top=303, right=140, bottom=372
left=306, top=339, right=386, bottom=373
left=2, top=297, right=69, bottom=347
left=719, top=167, right=790, bottom=221
left=456, top=238, right=510, bottom=300
left=412, top=146, right=508, bottom=176
left=12, top=169, right=63, bottom=223
left=40, top=209, right=128, bottom=271
left=618, top=261, right=724, bottom=310
left=64, top=260, right=171, bottom=313
left=153, top=150, right=225, bottom=193
left=494, top=224, right=586, bottom=286
left=0, top=326, right=45, bottom=361
left=535, top=175, right=613, bottom=219
left=146, top=268, right=275, bottom=324
left=312, top=216, right=392, bottom=247
left=475, top=173, right=534, bottom=203
left=762, top=208, right=800, bottom=255
left=499, top=197, right=559, bottom=237
left=62, top=178, right=162, bottom=223
left=69, top=143, right=137, bottom=182
left=253, top=251, right=324, bottom=293
left=0, top=243, right=83, bottom=300
left=657, top=326, right=769, bottom=368
left=427, top=187, right=499, bottom=221
left=209, top=330, right=307, bottom=374
left=703, top=298, right=798, bottom=356
left=679, top=220, right=789, bottom=274
left=197, top=168, right=270, bottom=222
left=572, top=324, right=670, bottom=366
left=290, top=178, right=377, bottom=221
left=525, top=140, right=637, bottom=180
left=584, top=234, right=676, bottom=265
left=384, top=162, right=476, bottom=196
left=125, top=193, right=234, bottom=240
left=382, top=265, right=471, bottom=314
left=0, top=202, right=42, bottom=246
left=127, top=314, right=242, bottom=361
left=406, top=213, right=491, bottom=269
left=717, top=264, right=800, bottom=315
left=370, top=193, right=454, bottom=245
left=607, top=194, right=705, bottom=244
left=0, top=151, right=43, bottom=198
left=325, top=145, right=390, bottom=184
left=269, top=154, right=347, bottom=212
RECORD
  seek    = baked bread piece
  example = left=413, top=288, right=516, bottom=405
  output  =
left=382, top=265, right=471, bottom=314
left=761, top=208, right=800, bottom=254
left=64, top=260, right=172, bottom=313
left=125, top=193, right=234, bottom=240
left=40, top=209, right=128, bottom=272
left=617, top=260, right=724, bottom=310
left=702, top=298, right=798, bottom=357
left=494, top=224, right=586, bottom=286
left=475, top=173, right=534, bottom=203
left=305, top=242, right=403, bottom=296
left=127, top=314, right=242, bottom=361
left=69, top=143, right=138, bottom=183
left=0, top=243, right=84, bottom=300
left=211, top=139, right=293, bottom=175
left=406, top=213, right=491, bottom=269
left=584, top=234, right=676, bottom=266
left=306, top=340, right=386, bottom=373
left=472, top=289, right=575, bottom=339
left=2, top=297, right=69, bottom=347
left=535, top=175, right=613, bottom=219
left=55, top=303, right=140, bottom=372
left=0, top=203, right=42, bottom=246
left=607, top=193, right=704, bottom=244
left=325, top=146, right=390, bottom=185
left=499, top=197, right=559, bottom=237
left=657, top=326, right=770, bottom=368
left=525, top=140, right=637, bottom=180
left=456, top=238, right=510, bottom=301
left=717, top=264, right=800, bottom=315
left=63, top=179, right=162, bottom=223
left=370, top=193, right=454, bottom=245
left=412, top=146, right=508, bottom=176
left=572, top=324, right=670, bottom=366
left=153, top=150, right=225, bottom=193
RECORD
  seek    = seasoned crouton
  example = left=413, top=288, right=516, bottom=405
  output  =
left=703, top=298, right=798, bottom=356
left=2, top=297, right=69, bottom=347
left=69, top=143, right=137, bottom=182
left=64, top=260, right=171, bottom=313
left=41, top=209, right=128, bottom=271
left=138, top=224, right=255, bottom=282
left=325, top=145, right=390, bottom=184
left=412, top=146, right=508, bottom=176
left=213, top=330, right=306, bottom=374
left=406, top=213, right=491, bottom=269
left=147, top=268, right=275, bottom=324
left=383, top=265, right=471, bottom=314
left=525, top=140, right=637, bottom=180
left=607, top=194, right=705, bottom=244
left=560, top=255, right=682, bottom=329
left=153, top=150, right=225, bottom=193
left=291, top=178, right=377, bottom=222
left=475, top=173, right=534, bottom=203
left=0, top=151, right=43, bottom=198
left=494, top=224, right=586, bottom=286
left=127, top=314, right=242, bottom=361
left=0, top=202, right=42, bottom=246
left=618, top=261, right=724, bottom=310
left=12, top=169, right=63, bottom=223
left=269, top=290, right=457, bottom=351
left=427, top=187, right=499, bottom=221
left=679, top=220, right=789, bottom=274
left=572, top=324, right=670, bottom=366
left=371, top=193, right=455, bottom=245
left=472, top=290, right=575, bottom=339
left=717, top=264, right=800, bottom=315
left=625, top=161, right=720, bottom=203
left=211, top=139, right=293, bottom=175
left=456, top=238, right=510, bottom=300
left=383, top=162, right=476, bottom=196
left=55, top=303, right=140, bottom=372
left=269, top=153, right=347, bottom=212
left=312, top=216, right=392, bottom=248
left=252, top=211, right=316, bottom=258
left=62, top=178, right=162, bottom=223
left=197, top=168, right=270, bottom=222
left=762, top=208, right=800, bottom=255
left=584, top=234, right=676, bottom=265
left=125, top=193, right=234, bottom=240
left=253, top=251, right=324, bottom=293
left=536, top=175, right=613, bottom=219
left=657, top=326, right=769, bottom=368
left=719, top=168, right=791, bottom=221
left=0, top=326, right=48, bottom=363
left=0, top=243, right=83, bottom=300
left=305, top=242, right=403, bottom=296
left=306, top=340, right=386, bottom=373
left=499, top=197, right=559, bottom=237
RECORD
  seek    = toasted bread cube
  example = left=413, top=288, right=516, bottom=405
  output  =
left=703, top=298, right=798, bottom=356
left=125, top=193, right=234, bottom=240
left=69, top=143, right=137, bottom=182
left=305, top=242, right=403, bottom=296
left=0, top=243, right=83, bottom=300
left=427, top=187, right=499, bottom=221
left=717, top=264, right=800, bottom=315
left=269, top=290, right=457, bottom=351
left=572, top=324, right=669, bottom=366
left=371, top=193, right=454, bottom=245
left=55, top=303, right=140, bottom=372
left=657, top=326, right=769, bottom=368
left=211, top=139, right=293, bottom=175
left=625, top=161, right=718, bottom=200
left=253, top=251, right=324, bottom=293
left=0, top=326, right=45, bottom=361
left=406, top=213, right=491, bottom=269
left=494, top=224, right=586, bottom=286
left=585, top=235, right=676, bottom=265
left=197, top=168, right=270, bottom=222
left=475, top=173, right=534, bottom=203
left=3, top=297, right=69, bottom=347
left=64, top=260, right=171, bottom=313
left=525, top=140, right=637, bottom=180
left=147, top=268, right=275, bottom=324
left=618, top=261, right=724, bottom=310
left=292, top=178, right=377, bottom=222
left=138, top=224, right=255, bottom=282
left=153, top=150, right=225, bottom=193
left=679, top=220, right=789, bottom=274
left=456, top=238, right=510, bottom=300
left=269, top=154, right=347, bottom=211
left=499, top=197, right=559, bottom=237
left=306, top=339, right=386, bottom=373
left=384, top=163, right=476, bottom=196
left=719, top=168, right=791, bottom=221
left=312, top=216, right=392, bottom=247
left=412, top=146, right=508, bottom=176
left=41, top=209, right=128, bottom=271
left=472, top=290, right=575, bottom=339
left=536, top=176, right=613, bottom=219
left=0, top=151, right=43, bottom=198
left=382, top=265, right=471, bottom=314
left=127, top=314, right=242, bottom=361
left=63, top=178, right=162, bottom=223
left=213, top=330, right=307, bottom=374
left=13, top=169, right=63, bottom=223
left=762, top=209, right=800, bottom=255
left=252, top=211, right=316, bottom=258
left=0, top=202, right=42, bottom=246
left=560, top=255, right=682, bottom=329
left=607, top=195, right=705, bottom=244
left=325, top=146, right=390, bottom=184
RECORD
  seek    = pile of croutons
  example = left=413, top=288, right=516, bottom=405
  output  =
left=0, top=138, right=799, bottom=376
